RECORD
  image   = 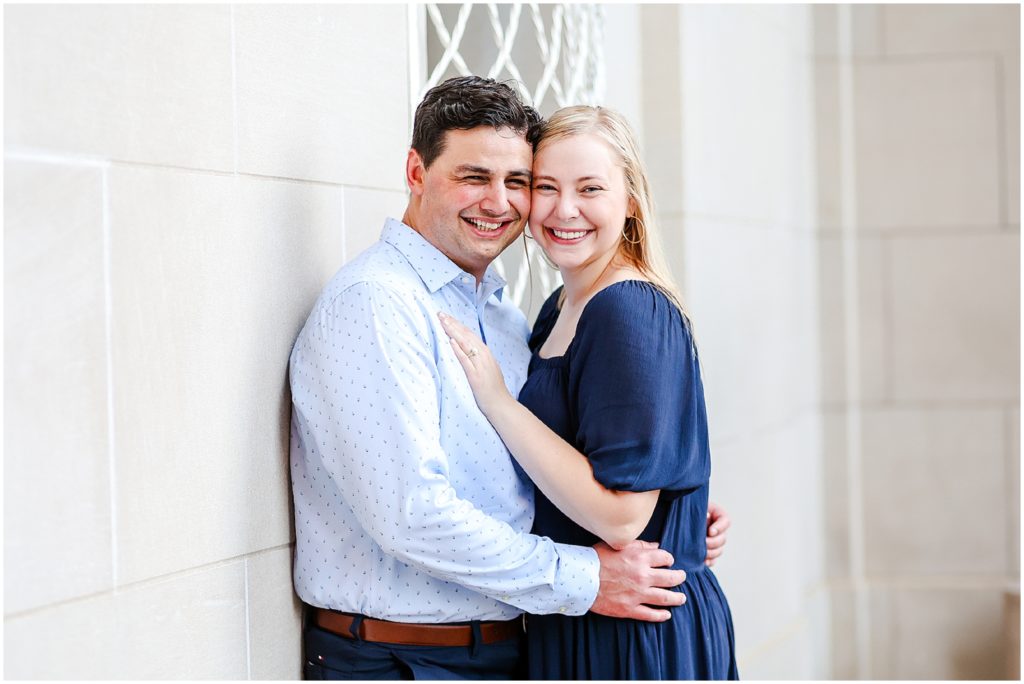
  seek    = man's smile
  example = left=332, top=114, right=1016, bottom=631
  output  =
left=462, top=215, right=517, bottom=237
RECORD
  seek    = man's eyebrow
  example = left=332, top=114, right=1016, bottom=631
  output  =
left=454, top=164, right=492, bottom=175
left=454, top=164, right=532, bottom=179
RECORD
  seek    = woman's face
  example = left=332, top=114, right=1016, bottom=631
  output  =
left=529, top=133, right=631, bottom=275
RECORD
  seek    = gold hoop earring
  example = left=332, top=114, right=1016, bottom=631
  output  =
left=622, top=217, right=644, bottom=246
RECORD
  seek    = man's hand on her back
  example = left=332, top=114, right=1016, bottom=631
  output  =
left=589, top=540, right=686, bottom=622
left=705, top=501, right=731, bottom=567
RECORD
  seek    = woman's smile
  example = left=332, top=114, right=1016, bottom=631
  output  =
left=544, top=226, right=594, bottom=243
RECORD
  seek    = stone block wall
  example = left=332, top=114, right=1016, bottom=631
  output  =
left=814, top=4, right=1019, bottom=679
left=4, top=5, right=409, bottom=678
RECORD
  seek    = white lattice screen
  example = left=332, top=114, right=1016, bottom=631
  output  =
left=409, top=2, right=607, bottom=314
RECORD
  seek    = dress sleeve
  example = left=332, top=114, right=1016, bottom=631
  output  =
left=567, top=283, right=710, bottom=494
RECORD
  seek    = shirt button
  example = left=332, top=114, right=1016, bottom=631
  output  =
left=558, top=607, right=567, bottom=613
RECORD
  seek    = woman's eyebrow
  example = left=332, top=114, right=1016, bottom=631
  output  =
left=532, top=175, right=606, bottom=182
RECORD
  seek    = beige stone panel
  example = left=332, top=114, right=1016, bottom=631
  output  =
left=234, top=174, right=346, bottom=552
left=709, top=418, right=821, bottom=654
left=3, top=160, right=112, bottom=614
left=792, top=410, right=827, bottom=591
left=827, top=587, right=858, bottom=678
left=869, top=586, right=1006, bottom=679
left=889, top=234, right=1019, bottom=401
left=821, top=409, right=850, bottom=577
left=814, top=237, right=844, bottom=403
left=680, top=7, right=811, bottom=228
left=685, top=219, right=819, bottom=442
left=768, top=4, right=812, bottom=52
left=817, top=235, right=887, bottom=405
left=4, top=561, right=246, bottom=678
left=601, top=4, right=644, bottom=145
left=854, top=59, right=1000, bottom=229
left=789, top=235, right=823, bottom=407
left=739, top=617, right=815, bottom=679
left=658, top=214, right=686, bottom=291
left=1004, top=53, right=1020, bottom=226
left=814, top=60, right=842, bottom=232
left=706, top=433, right=780, bottom=657
left=882, top=5, right=1019, bottom=57
left=640, top=5, right=683, bottom=217
left=884, top=2, right=1019, bottom=224
left=806, top=587, right=833, bottom=678
left=4, top=5, right=233, bottom=170
left=234, top=5, right=408, bottom=189
left=740, top=4, right=799, bottom=39
left=781, top=54, right=818, bottom=234
left=248, top=546, right=302, bottom=679
left=343, top=186, right=408, bottom=263
left=862, top=408, right=1006, bottom=577
left=1009, top=406, right=1020, bottom=577
left=811, top=6, right=836, bottom=57
left=109, top=166, right=344, bottom=585
left=812, top=4, right=885, bottom=58
left=880, top=5, right=1020, bottom=225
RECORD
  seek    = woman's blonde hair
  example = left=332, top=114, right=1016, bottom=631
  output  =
left=536, top=105, right=687, bottom=314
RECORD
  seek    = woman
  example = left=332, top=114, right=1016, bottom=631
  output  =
left=438, top=105, right=738, bottom=680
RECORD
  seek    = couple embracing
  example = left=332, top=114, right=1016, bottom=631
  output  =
left=289, top=76, right=738, bottom=680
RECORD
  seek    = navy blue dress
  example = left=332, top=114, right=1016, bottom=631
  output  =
left=520, top=281, right=738, bottom=680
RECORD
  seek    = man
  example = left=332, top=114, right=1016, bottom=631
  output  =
left=290, top=76, right=729, bottom=679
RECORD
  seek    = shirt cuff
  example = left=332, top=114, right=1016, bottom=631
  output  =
left=549, top=543, right=601, bottom=616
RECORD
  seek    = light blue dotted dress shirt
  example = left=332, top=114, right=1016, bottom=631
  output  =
left=289, top=218, right=600, bottom=623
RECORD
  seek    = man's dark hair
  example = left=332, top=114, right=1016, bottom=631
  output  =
left=411, top=76, right=543, bottom=168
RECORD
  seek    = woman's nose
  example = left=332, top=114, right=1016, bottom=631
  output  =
left=556, top=193, right=580, bottom=221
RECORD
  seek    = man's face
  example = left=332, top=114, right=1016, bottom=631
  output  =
left=407, top=127, right=532, bottom=280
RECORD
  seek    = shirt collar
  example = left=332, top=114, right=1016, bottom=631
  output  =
left=381, top=217, right=507, bottom=301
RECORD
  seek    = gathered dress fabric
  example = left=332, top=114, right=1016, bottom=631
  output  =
left=519, top=281, right=739, bottom=680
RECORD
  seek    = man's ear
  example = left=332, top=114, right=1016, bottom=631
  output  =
left=406, top=149, right=426, bottom=196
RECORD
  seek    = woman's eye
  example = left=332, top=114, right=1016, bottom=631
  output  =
left=582, top=186, right=603, bottom=194
left=533, top=184, right=555, bottom=191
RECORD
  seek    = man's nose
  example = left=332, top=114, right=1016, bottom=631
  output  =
left=479, top=182, right=510, bottom=215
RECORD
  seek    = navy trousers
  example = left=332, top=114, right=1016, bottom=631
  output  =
left=302, top=615, right=525, bottom=680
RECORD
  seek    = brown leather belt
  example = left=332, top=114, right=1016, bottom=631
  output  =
left=313, top=608, right=523, bottom=647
